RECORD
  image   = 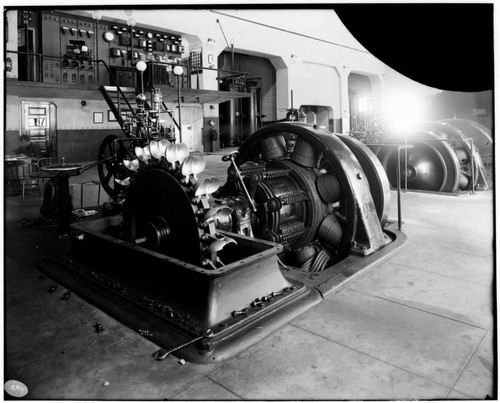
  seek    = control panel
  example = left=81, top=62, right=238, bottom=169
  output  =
left=41, top=11, right=61, bottom=83
left=35, top=9, right=184, bottom=87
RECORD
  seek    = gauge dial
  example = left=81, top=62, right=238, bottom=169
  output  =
left=103, top=31, right=115, bottom=42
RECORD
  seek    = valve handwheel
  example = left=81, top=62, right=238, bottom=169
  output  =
left=97, top=135, right=132, bottom=199
left=221, top=151, right=239, bottom=162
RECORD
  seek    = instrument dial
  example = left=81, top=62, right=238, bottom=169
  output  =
left=103, top=31, right=115, bottom=42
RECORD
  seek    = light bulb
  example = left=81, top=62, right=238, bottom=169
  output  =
left=136, top=61, right=147, bottom=72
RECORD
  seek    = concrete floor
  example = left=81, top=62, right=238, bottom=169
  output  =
left=4, top=152, right=496, bottom=400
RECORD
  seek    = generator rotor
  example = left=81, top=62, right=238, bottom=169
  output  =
left=232, top=122, right=389, bottom=268
left=117, top=122, right=390, bottom=273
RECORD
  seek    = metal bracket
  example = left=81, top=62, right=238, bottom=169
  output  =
left=152, top=328, right=214, bottom=361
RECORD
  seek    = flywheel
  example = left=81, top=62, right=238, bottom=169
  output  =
left=121, top=169, right=201, bottom=264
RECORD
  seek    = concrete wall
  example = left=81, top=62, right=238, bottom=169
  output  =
left=425, top=90, right=493, bottom=132
left=82, top=8, right=386, bottom=132
left=58, top=129, right=123, bottom=163
left=6, top=95, right=123, bottom=162
left=5, top=8, right=388, bottom=160
left=5, top=11, right=18, bottom=80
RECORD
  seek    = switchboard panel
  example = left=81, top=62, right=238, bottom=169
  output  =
left=41, top=11, right=61, bottom=83
left=35, top=9, right=185, bottom=87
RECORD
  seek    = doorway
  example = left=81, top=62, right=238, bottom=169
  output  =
left=299, top=105, right=334, bottom=132
left=20, top=101, right=57, bottom=160
left=18, top=27, right=38, bottom=82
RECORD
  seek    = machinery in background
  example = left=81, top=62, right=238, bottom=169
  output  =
left=219, top=77, right=262, bottom=147
left=350, top=109, right=386, bottom=138
left=97, top=82, right=178, bottom=200
left=39, top=121, right=406, bottom=363
left=365, top=119, right=492, bottom=193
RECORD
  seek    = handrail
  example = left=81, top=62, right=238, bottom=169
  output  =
left=7, top=48, right=252, bottom=94
left=365, top=143, right=414, bottom=231
left=145, top=59, right=250, bottom=79
left=6, top=50, right=50, bottom=57
left=94, top=59, right=137, bottom=118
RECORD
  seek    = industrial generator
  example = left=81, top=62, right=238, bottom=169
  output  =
left=372, top=119, right=492, bottom=193
left=40, top=121, right=406, bottom=363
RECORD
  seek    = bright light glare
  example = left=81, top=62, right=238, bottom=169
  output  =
left=415, top=161, right=430, bottom=176
left=384, top=92, right=427, bottom=134
left=136, top=61, right=147, bottom=72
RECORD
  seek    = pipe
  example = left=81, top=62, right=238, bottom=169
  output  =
left=396, top=145, right=414, bottom=230
left=367, top=143, right=413, bottom=231
left=404, top=138, right=408, bottom=192
left=468, top=138, right=476, bottom=195
left=177, top=74, right=182, bottom=143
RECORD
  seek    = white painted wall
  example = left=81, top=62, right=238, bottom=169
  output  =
left=6, top=96, right=121, bottom=130
left=5, top=11, right=18, bottom=79
left=77, top=8, right=387, bottom=134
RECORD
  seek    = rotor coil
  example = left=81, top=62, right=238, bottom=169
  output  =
left=290, top=138, right=322, bottom=168
left=260, top=135, right=287, bottom=161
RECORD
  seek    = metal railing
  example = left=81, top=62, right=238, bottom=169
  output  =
left=363, top=143, right=414, bottom=231
left=6, top=49, right=250, bottom=91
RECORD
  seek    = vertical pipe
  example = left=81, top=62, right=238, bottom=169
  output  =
left=247, top=86, right=258, bottom=136
left=177, top=74, right=182, bottom=143
left=469, top=138, right=476, bottom=195
left=130, top=28, right=135, bottom=88
left=24, top=21, right=30, bottom=80
left=117, top=84, right=121, bottom=118
left=404, top=138, right=408, bottom=192
left=397, top=147, right=402, bottom=230
left=94, top=20, right=99, bottom=85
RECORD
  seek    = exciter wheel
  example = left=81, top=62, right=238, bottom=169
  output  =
left=121, top=169, right=201, bottom=264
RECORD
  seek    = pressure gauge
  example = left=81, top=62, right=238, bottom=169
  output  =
left=146, top=32, right=153, bottom=39
left=103, top=31, right=115, bottom=42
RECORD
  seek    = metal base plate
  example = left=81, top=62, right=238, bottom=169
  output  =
left=38, top=255, right=321, bottom=364
left=283, top=229, right=407, bottom=296
left=37, top=220, right=407, bottom=364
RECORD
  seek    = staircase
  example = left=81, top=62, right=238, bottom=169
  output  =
left=100, top=85, right=181, bottom=137
left=99, top=86, right=138, bottom=136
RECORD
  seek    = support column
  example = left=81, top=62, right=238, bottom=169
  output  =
left=269, top=57, right=289, bottom=121
left=340, top=66, right=351, bottom=135
left=369, top=74, right=385, bottom=113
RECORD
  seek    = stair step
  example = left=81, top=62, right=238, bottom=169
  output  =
left=101, top=86, right=137, bottom=93
left=110, top=95, right=137, bottom=101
